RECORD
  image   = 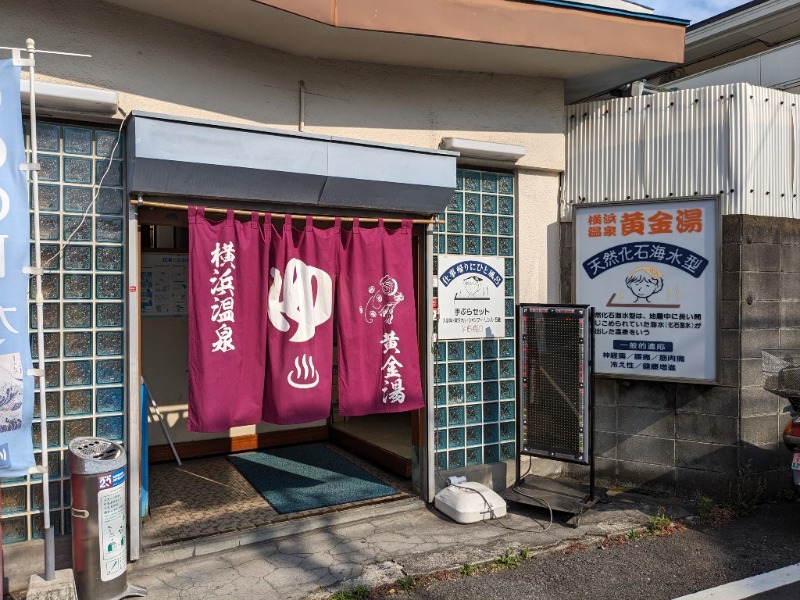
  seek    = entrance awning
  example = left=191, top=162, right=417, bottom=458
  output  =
left=126, top=111, right=457, bottom=214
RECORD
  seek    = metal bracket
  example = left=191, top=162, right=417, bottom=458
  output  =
left=71, top=508, right=89, bottom=519
left=19, top=162, right=41, bottom=172
left=28, top=464, right=46, bottom=475
left=27, top=367, right=45, bottom=377
left=11, top=49, right=34, bottom=67
left=23, top=266, right=44, bottom=276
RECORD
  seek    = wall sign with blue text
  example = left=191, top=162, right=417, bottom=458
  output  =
left=438, top=255, right=505, bottom=340
left=574, top=197, right=719, bottom=382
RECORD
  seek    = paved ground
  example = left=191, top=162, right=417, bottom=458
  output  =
left=128, top=487, right=700, bottom=600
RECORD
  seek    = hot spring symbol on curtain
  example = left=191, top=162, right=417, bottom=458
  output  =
left=188, top=212, right=424, bottom=432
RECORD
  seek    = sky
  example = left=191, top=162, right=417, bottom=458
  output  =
left=642, top=0, right=755, bottom=24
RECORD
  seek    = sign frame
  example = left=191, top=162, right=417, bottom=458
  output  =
left=573, top=196, right=721, bottom=384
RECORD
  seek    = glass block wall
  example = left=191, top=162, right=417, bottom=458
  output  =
left=1, top=122, right=126, bottom=544
left=433, top=169, right=516, bottom=471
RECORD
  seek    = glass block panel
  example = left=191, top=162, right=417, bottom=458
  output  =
left=63, top=126, right=93, bottom=155
left=465, top=383, right=481, bottom=403
left=37, top=123, right=61, bottom=151
left=32, top=421, right=60, bottom=450
left=500, top=442, right=516, bottom=461
left=64, top=389, right=92, bottom=416
left=63, top=157, right=93, bottom=184
left=481, top=172, right=497, bottom=193
left=435, top=407, right=447, bottom=428
left=30, top=303, right=60, bottom=329
left=500, top=339, right=515, bottom=358
left=446, top=235, right=463, bottom=254
left=96, top=218, right=123, bottom=243
left=96, top=416, right=124, bottom=441
left=448, top=406, right=465, bottom=426
left=30, top=273, right=59, bottom=300
left=36, top=184, right=60, bottom=211
left=2, top=516, right=27, bottom=544
left=30, top=332, right=60, bottom=360
left=448, top=450, right=465, bottom=469
left=505, top=319, right=514, bottom=338
left=64, top=303, right=92, bottom=328
left=63, top=274, right=91, bottom=299
left=505, top=258, right=514, bottom=277
left=481, top=340, right=497, bottom=359
left=31, top=482, right=61, bottom=510
left=35, top=361, right=60, bottom=389
left=465, top=214, right=480, bottom=234
left=500, top=380, right=515, bottom=399
left=485, top=444, right=500, bottom=463
left=481, top=216, right=497, bottom=235
left=483, top=360, right=498, bottom=380
left=484, top=423, right=499, bottom=444
left=481, top=237, right=497, bottom=255
left=96, top=331, right=123, bottom=356
left=96, top=359, right=124, bottom=384
left=434, top=385, right=445, bottom=406
left=437, top=235, right=445, bottom=253
left=465, top=341, right=481, bottom=361
left=447, top=384, right=464, bottom=404
left=38, top=155, right=59, bottom=181
left=64, top=361, right=92, bottom=387
left=447, top=212, right=463, bottom=233
left=483, top=402, right=499, bottom=423
left=435, top=430, right=447, bottom=451
left=484, top=381, right=499, bottom=401
left=499, top=175, right=513, bottom=194
left=465, top=361, right=481, bottom=381
left=96, top=387, right=124, bottom=413
left=466, top=425, right=482, bottom=446
left=1, top=486, right=27, bottom=515
left=448, top=192, right=463, bottom=212
left=96, top=303, right=123, bottom=327
left=96, top=160, right=123, bottom=186
left=448, top=427, right=465, bottom=449
left=63, top=215, right=92, bottom=242
left=499, top=196, right=514, bottom=215
left=96, top=188, right=124, bottom=215
left=505, top=277, right=514, bottom=297
left=466, top=404, right=481, bottom=424
left=64, top=332, right=92, bottom=357
left=32, top=391, right=60, bottom=419
left=64, top=419, right=92, bottom=444
left=96, top=130, right=123, bottom=158
left=481, top=195, right=497, bottom=214
left=466, top=447, right=483, bottom=467
left=499, top=360, right=514, bottom=379
left=499, top=238, right=513, bottom=257
left=434, top=364, right=446, bottom=385
left=465, top=235, right=480, bottom=255
left=505, top=299, right=514, bottom=318
left=36, top=244, right=60, bottom=270
left=95, top=246, right=122, bottom=271
left=436, top=452, right=447, bottom=471
left=447, top=363, right=464, bottom=383
left=499, top=217, right=513, bottom=236
left=447, top=341, right=464, bottom=361
left=34, top=214, right=60, bottom=240
left=64, top=187, right=92, bottom=213
left=464, top=171, right=480, bottom=191
left=64, top=245, right=92, bottom=270
left=464, top=193, right=480, bottom=213
left=500, top=402, right=515, bottom=421
left=96, top=275, right=123, bottom=299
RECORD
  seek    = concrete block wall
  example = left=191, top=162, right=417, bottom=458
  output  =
left=559, top=215, right=800, bottom=499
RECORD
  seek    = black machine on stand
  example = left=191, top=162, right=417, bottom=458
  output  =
left=500, top=304, right=603, bottom=527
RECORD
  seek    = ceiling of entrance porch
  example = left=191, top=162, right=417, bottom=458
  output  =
left=101, top=0, right=686, bottom=103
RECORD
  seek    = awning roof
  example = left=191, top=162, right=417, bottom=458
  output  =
left=126, top=112, right=457, bottom=215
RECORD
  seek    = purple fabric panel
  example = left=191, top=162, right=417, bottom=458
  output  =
left=337, top=219, right=424, bottom=416
left=188, top=208, right=269, bottom=432
left=263, top=215, right=339, bottom=424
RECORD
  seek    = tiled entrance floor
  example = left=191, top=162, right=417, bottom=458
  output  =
left=142, top=443, right=413, bottom=548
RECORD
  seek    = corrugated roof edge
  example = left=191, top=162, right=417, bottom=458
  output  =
left=521, top=0, right=689, bottom=25
left=687, top=0, right=769, bottom=31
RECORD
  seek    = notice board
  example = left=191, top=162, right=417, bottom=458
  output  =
left=141, top=253, right=189, bottom=317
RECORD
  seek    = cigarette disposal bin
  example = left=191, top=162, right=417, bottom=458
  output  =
left=69, top=437, right=146, bottom=600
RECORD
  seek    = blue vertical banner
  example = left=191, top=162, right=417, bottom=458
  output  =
left=0, top=60, right=35, bottom=477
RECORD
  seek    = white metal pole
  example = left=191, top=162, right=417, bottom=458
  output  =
left=26, top=37, right=55, bottom=581
left=425, top=223, right=436, bottom=502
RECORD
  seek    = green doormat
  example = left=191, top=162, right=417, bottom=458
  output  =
left=227, top=443, right=399, bottom=514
